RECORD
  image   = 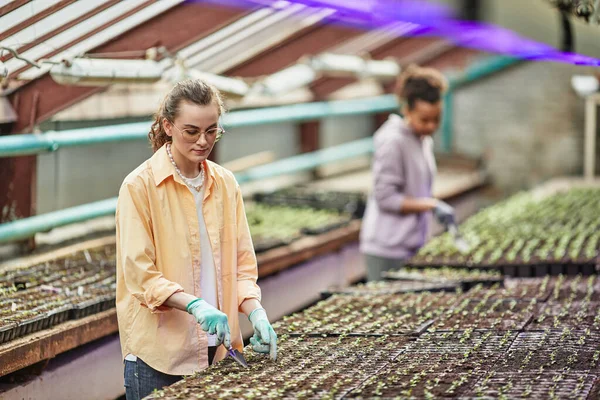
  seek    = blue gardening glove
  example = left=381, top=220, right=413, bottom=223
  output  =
left=187, top=299, right=231, bottom=348
left=433, top=200, right=456, bottom=227
left=249, top=308, right=278, bottom=361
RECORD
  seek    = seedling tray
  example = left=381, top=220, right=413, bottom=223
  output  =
left=493, top=331, right=600, bottom=373
left=274, top=293, right=459, bottom=336
left=146, top=335, right=409, bottom=400
left=383, top=268, right=504, bottom=291
left=47, top=305, right=72, bottom=327
left=252, top=237, right=290, bottom=254
left=466, top=280, right=553, bottom=302
left=527, top=300, right=600, bottom=332
left=469, top=372, right=598, bottom=399
left=346, top=370, right=483, bottom=398
left=300, top=219, right=351, bottom=235
left=70, top=294, right=115, bottom=320
left=405, top=331, right=519, bottom=357
left=253, top=189, right=367, bottom=218
left=501, top=262, right=598, bottom=277
left=0, top=322, right=18, bottom=345
left=12, top=313, right=47, bottom=338
left=321, top=280, right=458, bottom=298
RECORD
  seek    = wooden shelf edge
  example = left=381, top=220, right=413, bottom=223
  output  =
left=257, top=220, right=361, bottom=278
left=0, top=309, right=118, bottom=377
left=0, top=236, right=117, bottom=271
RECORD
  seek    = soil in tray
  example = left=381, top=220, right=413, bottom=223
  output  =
left=527, top=301, right=600, bottom=331
left=468, top=372, right=598, bottom=399
left=466, top=277, right=553, bottom=302
left=546, top=275, right=600, bottom=303
left=147, top=335, right=410, bottom=400
left=323, top=280, right=458, bottom=297
left=404, top=331, right=518, bottom=359
left=273, top=292, right=461, bottom=335
left=429, top=299, right=535, bottom=331
left=383, top=267, right=504, bottom=291
left=389, top=332, right=517, bottom=376
left=495, top=330, right=600, bottom=372
left=526, top=314, right=600, bottom=331
left=345, top=370, right=483, bottom=399
left=389, top=350, right=497, bottom=376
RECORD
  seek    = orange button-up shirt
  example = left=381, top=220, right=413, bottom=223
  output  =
left=115, top=145, right=261, bottom=375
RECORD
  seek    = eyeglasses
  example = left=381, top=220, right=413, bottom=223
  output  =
left=168, top=120, right=225, bottom=143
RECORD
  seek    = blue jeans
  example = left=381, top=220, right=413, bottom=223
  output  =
left=124, top=347, right=217, bottom=400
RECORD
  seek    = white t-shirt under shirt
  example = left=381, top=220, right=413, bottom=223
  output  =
left=188, top=171, right=219, bottom=347
left=125, top=169, right=219, bottom=362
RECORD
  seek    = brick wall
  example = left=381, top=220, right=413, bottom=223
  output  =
left=451, top=61, right=594, bottom=193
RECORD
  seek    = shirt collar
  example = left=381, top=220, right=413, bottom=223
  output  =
left=151, top=144, right=215, bottom=193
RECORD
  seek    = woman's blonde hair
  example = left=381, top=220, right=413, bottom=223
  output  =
left=394, top=64, right=448, bottom=110
left=148, top=79, right=226, bottom=152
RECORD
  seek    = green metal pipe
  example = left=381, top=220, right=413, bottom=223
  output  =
left=0, top=56, right=519, bottom=159
left=448, top=55, right=520, bottom=90
left=0, top=122, right=152, bottom=157
left=441, top=91, right=453, bottom=152
left=0, top=137, right=376, bottom=244
left=225, top=95, right=397, bottom=128
left=0, top=198, right=117, bottom=244
left=0, top=96, right=398, bottom=158
left=236, top=137, right=374, bottom=184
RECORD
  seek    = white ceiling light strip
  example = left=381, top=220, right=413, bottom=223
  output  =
left=193, top=6, right=335, bottom=74
left=0, top=0, right=61, bottom=37
left=184, top=3, right=307, bottom=70
left=1, top=0, right=113, bottom=49
left=18, top=0, right=186, bottom=81
left=173, top=7, right=276, bottom=63
left=5, top=0, right=149, bottom=74
left=331, top=21, right=421, bottom=55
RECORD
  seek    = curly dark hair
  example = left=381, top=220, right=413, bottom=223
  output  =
left=148, top=79, right=226, bottom=152
left=395, top=64, right=448, bottom=110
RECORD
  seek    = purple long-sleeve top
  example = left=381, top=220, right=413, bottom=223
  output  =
left=359, top=114, right=436, bottom=259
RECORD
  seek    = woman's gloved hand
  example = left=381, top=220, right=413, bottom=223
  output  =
left=433, top=200, right=456, bottom=227
left=248, top=308, right=278, bottom=361
left=186, top=298, right=231, bottom=348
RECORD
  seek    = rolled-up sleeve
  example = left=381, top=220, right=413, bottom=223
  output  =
left=116, top=181, right=184, bottom=312
left=373, top=138, right=405, bottom=213
left=233, top=185, right=261, bottom=309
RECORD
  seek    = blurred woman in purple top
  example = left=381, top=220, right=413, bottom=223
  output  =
left=359, top=64, right=456, bottom=281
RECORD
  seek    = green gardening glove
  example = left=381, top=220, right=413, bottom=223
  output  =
left=249, top=308, right=278, bottom=361
left=187, top=298, right=231, bottom=348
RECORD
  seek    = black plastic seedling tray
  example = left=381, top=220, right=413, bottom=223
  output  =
left=406, top=261, right=597, bottom=278
left=70, top=295, right=115, bottom=320
left=13, top=313, right=47, bottom=338
left=47, top=305, right=72, bottom=327
left=300, top=219, right=351, bottom=235
left=382, top=270, right=504, bottom=291
left=320, top=281, right=459, bottom=299
left=253, top=238, right=290, bottom=254
left=469, top=372, right=598, bottom=399
left=0, top=322, right=18, bottom=345
left=501, top=262, right=597, bottom=277
left=253, top=190, right=367, bottom=219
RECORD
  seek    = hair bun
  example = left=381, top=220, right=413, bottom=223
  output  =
left=397, top=64, right=448, bottom=94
